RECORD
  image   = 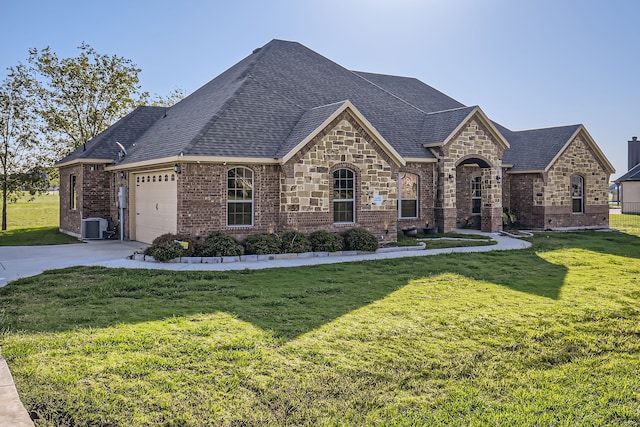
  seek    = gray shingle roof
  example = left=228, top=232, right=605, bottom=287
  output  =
left=60, top=39, right=601, bottom=173
left=275, top=101, right=346, bottom=158
left=615, top=162, right=640, bottom=182
left=500, top=124, right=581, bottom=171
left=420, top=107, right=477, bottom=144
left=56, top=106, right=166, bottom=165
left=353, top=71, right=465, bottom=113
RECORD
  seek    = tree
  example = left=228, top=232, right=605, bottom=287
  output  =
left=0, top=66, right=48, bottom=230
left=150, top=87, right=186, bottom=107
left=27, top=43, right=149, bottom=156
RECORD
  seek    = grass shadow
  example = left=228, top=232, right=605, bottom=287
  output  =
left=0, top=244, right=570, bottom=340
left=2, top=230, right=638, bottom=339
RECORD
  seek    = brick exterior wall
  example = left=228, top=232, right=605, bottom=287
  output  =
left=60, top=123, right=610, bottom=241
left=59, top=164, right=112, bottom=236
left=506, top=133, right=611, bottom=229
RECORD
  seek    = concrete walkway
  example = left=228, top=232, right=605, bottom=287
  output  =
left=0, top=230, right=530, bottom=426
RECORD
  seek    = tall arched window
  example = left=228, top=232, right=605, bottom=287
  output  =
left=399, top=172, right=418, bottom=218
left=571, top=175, right=584, bottom=213
left=227, top=167, right=253, bottom=226
left=333, top=169, right=355, bottom=223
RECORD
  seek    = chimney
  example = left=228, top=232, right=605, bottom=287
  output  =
left=629, top=136, right=640, bottom=171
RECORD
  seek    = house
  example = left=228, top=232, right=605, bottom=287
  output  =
left=56, top=40, right=615, bottom=244
left=614, top=136, right=640, bottom=213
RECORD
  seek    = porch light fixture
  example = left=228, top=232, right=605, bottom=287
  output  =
left=120, top=171, right=126, bottom=179
left=496, top=175, right=501, bottom=183
left=174, top=163, right=181, bottom=174
left=448, top=174, right=454, bottom=181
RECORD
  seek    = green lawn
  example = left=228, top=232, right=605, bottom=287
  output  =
left=0, top=192, right=79, bottom=245
left=1, top=230, right=639, bottom=426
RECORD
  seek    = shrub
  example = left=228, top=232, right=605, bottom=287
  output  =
left=279, top=231, right=312, bottom=254
left=148, top=241, right=184, bottom=262
left=195, top=231, right=244, bottom=257
left=244, top=233, right=281, bottom=255
left=147, top=233, right=196, bottom=257
left=309, top=230, right=344, bottom=252
left=343, top=227, right=379, bottom=252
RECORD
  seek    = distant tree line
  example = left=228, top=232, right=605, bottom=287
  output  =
left=0, top=43, right=184, bottom=230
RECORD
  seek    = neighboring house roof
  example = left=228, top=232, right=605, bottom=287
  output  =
left=615, top=162, right=640, bottom=182
left=56, top=106, right=166, bottom=167
left=57, top=39, right=614, bottom=175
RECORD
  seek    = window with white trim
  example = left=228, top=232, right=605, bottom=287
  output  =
left=399, top=172, right=418, bottom=218
left=227, top=167, right=253, bottom=226
left=471, top=176, right=481, bottom=215
left=333, top=169, right=355, bottom=223
left=70, top=175, right=77, bottom=210
left=571, top=175, right=584, bottom=213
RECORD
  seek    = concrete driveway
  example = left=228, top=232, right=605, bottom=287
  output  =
left=0, top=240, right=147, bottom=287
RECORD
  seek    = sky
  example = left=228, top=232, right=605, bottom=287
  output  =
left=1, top=0, right=638, bottom=178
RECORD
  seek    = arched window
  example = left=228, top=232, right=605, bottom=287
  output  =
left=571, top=175, right=584, bottom=213
left=333, top=169, right=355, bottom=223
left=227, top=167, right=254, bottom=226
left=399, top=172, right=418, bottom=218
left=471, top=176, right=482, bottom=215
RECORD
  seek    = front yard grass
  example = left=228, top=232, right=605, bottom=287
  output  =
left=0, top=192, right=78, bottom=245
left=1, top=231, right=639, bottom=426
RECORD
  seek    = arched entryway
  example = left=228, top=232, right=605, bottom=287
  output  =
left=455, top=157, right=502, bottom=232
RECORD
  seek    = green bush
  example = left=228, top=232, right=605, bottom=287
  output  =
left=148, top=241, right=184, bottom=262
left=279, top=230, right=312, bottom=253
left=147, top=233, right=196, bottom=257
left=309, top=230, right=344, bottom=252
left=343, top=227, right=379, bottom=252
left=244, top=233, right=281, bottom=255
left=195, top=231, right=244, bottom=257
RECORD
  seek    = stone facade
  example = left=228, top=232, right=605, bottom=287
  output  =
left=59, top=120, right=611, bottom=243
left=434, top=117, right=505, bottom=232
left=505, top=133, right=610, bottom=229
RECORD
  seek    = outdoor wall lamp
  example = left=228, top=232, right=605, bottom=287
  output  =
left=496, top=175, right=501, bottom=183
left=448, top=174, right=454, bottom=181
left=120, top=171, right=126, bottom=179
left=174, top=163, right=181, bottom=174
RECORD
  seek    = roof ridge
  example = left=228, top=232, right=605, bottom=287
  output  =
left=510, top=123, right=581, bottom=133
left=425, top=105, right=476, bottom=116
left=350, top=70, right=430, bottom=115
left=180, top=45, right=275, bottom=155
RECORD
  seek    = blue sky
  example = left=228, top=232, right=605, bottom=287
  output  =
left=2, top=0, right=637, bottom=178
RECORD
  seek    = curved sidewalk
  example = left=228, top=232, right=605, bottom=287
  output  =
left=95, top=230, right=531, bottom=272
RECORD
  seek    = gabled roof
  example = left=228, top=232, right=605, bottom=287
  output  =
left=56, top=106, right=165, bottom=167
left=500, top=124, right=582, bottom=172
left=57, top=39, right=613, bottom=175
left=615, top=162, right=640, bottom=182
left=501, top=124, right=614, bottom=174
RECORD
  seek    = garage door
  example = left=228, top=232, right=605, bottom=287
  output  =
left=134, top=171, right=177, bottom=244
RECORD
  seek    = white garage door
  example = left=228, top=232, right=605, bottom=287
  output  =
left=134, top=171, right=177, bottom=244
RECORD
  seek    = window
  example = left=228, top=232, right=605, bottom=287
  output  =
left=471, top=176, right=482, bottom=215
left=70, top=175, right=77, bottom=210
left=399, top=172, right=418, bottom=218
left=333, top=169, right=355, bottom=223
left=227, top=167, right=253, bottom=226
left=571, top=175, right=584, bottom=213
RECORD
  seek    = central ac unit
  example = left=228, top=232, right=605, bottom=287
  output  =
left=82, top=218, right=108, bottom=239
